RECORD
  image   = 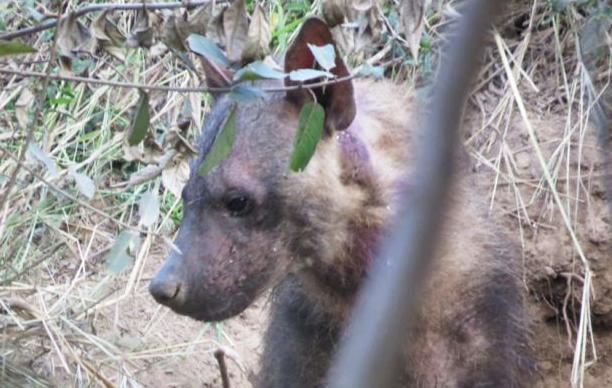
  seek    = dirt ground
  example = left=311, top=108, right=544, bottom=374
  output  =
left=466, top=111, right=611, bottom=387
left=82, top=108, right=610, bottom=388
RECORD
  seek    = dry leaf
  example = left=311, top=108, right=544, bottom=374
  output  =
left=70, top=170, right=96, bottom=199
left=351, top=0, right=376, bottom=12
left=322, top=0, right=347, bottom=27
left=139, top=191, right=160, bottom=228
left=127, top=8, right=153, bottom=48
left=206, top=7, right=227, bottom=47
left=56, top=12, right=95, bottom=74
left=400, top=0, right=431, bottom=60
left=162, top=6, right=211, bottom=51
left=92, top=10, right=126, bottom=60
left=189, top=4, right=213, bottom=36
left=162, top=158, right=190, bottom=198
left=242, top=4, right=271, bottom=62
left=162, top=12, right=189, bottom=51
left=223, top=0, right=249, bottom=63
left=15, top=88, right=34, bottom=129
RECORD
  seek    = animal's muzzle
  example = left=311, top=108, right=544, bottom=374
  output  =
left=149, top=273, right=184, bottom=307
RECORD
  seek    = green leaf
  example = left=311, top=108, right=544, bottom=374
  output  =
left=70, top=170, right=96, bottom=199
left=550, top=0, right=571, bottom=12
left=187, top=33, right=230, bottom=66
left=139, top=191, right=160, bottom=227
left=289, top=69, right=334, bottom=82
left=229, top=84, right=266, bottom=102
left=0, top=40, right=37, bottom=56
left=127, top=90, right=150, bottom=146
left=233, top=61, right=285, bottom=81
left=289, top=102, right=325, bottom=172
left=307, top=43, right=336, bottom=71
left=358, top=63, right=384, bottom=79
left=104, top=231, right=135, bottom=274
left=27, top=143, right=58, bottom=177
left=198, top=105, right=238, bottom=176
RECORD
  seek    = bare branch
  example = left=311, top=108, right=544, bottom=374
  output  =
left=0, top=67, right=358, bottom=94
left=214, top=349, right=231, bottom=388
left=0, top=1, right=213, bottom=41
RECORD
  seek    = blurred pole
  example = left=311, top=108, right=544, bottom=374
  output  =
left=326, top=1, right=505, bottom=387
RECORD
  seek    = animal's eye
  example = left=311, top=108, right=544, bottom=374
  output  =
left=224, top=193, right=253, bottom=217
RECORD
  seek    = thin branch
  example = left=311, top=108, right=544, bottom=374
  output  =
left=0, top=1, right=213, bottom=41
left=0, top=67, right=358, bottom=93
left=214, top=349, right=231, bottom=388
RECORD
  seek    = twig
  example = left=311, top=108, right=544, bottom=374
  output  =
left=0, top=1, right=213, bottom=41
left=0, top=67, right=358, bottom=93
left=214, top=348, right=231, bottom=388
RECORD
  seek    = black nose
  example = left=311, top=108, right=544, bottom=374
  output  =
left=149, top=275, right=183, bottom=307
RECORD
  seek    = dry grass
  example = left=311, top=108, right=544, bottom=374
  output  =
left=0, top=0, right=609, bottom=387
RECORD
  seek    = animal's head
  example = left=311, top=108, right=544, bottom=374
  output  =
left=149, top=18, right=358, bottom=321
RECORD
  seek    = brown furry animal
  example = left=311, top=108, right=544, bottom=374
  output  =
left=150, top=18, right=533, bottom=387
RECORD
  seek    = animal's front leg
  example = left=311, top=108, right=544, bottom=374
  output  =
left=257, top=277, right=339, bottom=388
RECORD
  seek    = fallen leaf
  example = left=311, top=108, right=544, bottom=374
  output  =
left=322, top=0, right=347, bottom=27
left=15, top=88, right=35, bottom=129
left=223, top=0, right=249, bottom=63
left=27, top=143, right=58, bottom=177
left=92, top=10, right=125, bottom=60
left=56, top=12, right=95, bottom=74
left=70, top=170, right=96, bottom=199
left=139, top=191, right=160, bottom=227
left=127, top=8, right=153, bottom=48
left=400, top=0, right=431, bottom=60
left=105, top=231, right=136, bottom=274
left=162, top=159, right=190, bottom=198
left=242, top=4, right=270, bottom=62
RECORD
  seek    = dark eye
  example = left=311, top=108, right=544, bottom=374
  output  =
left=224, top=193, right=253, bottom=217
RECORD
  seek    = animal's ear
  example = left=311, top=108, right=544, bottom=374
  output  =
left=284, top=17, right=356, bottom=132
left=199, top=55, right=234, bottom=98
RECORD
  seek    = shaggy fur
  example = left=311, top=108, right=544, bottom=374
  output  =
left=149, top=17, right=533, bottom=388
left=259, top=80, right=533, bottom=387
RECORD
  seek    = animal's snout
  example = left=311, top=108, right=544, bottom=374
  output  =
left=149, top=272, right=185, bottom=308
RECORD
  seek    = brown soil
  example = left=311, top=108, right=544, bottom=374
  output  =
left=465, top=110, right=611, bottom=387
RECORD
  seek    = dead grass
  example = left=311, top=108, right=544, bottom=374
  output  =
left=0, top=0, right=609, bottom=387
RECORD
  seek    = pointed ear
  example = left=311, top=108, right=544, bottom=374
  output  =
left=199, top=55, right=234, bottom=98
left=284, top=17, right=356, bottom=132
